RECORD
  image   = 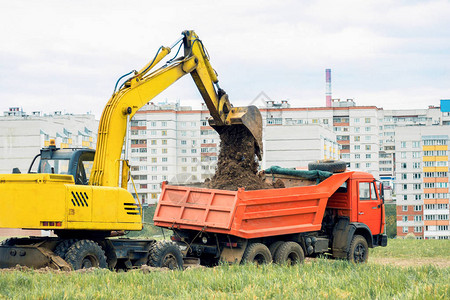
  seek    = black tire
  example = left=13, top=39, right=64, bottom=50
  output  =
left=148, top=241, right=183, bottom=270
left=308, top=160, right=346, bottom=173
left=65, top=240, right=107, bottom=270
left=54, top=239, right=78, bottom=260
left=347, top=235, right=369, bottom=263
left=241, top=243, right=271, bottom=265
left=273, top=242, right=304, bottom=265
left=268, top=241, right=284, bottom=258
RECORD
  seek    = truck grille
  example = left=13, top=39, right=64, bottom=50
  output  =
left=71, top=191, right=89, bottom=207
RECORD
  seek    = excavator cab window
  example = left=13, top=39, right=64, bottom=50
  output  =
left=38, top=158, right=70, bottom=175
left=75, top=152, right=94, bottom=185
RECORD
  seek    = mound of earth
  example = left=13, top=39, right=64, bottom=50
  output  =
left=207, top=125, right=271, bottom=191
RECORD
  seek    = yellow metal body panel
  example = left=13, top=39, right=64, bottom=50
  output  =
left=0, top=174, right=142, bottom=231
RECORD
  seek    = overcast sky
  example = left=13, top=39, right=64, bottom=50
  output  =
left=1, top=0, right=450, bottom=117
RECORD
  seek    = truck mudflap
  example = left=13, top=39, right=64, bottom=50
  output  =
left=0, top=242, right=71, bottom=270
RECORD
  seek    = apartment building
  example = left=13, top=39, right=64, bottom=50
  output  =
left=0, top=107, right=98, bottom=174
left=261, top=99, right=380, bottom=177
left=127, top=101, right=340, bottom=204
left=395, top=126, right=450, bottom=240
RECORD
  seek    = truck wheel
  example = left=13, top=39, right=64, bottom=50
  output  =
left=347, top=235, right=369, bottom=263
left=241, top=243, right=271, bottom=265
left=273, top=242, right=304, bottom=265
left=148, top=241, right=183, bottom=270
left=54, top=239, right=78, bottom=260
left=65, top=240, right=108, bottom=270
left=268, top=241, right=284, bottom=258
left=308, top=160, right=346, bottom=173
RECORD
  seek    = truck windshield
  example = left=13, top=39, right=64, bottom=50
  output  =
left=38, top=159, right=70, bottom=175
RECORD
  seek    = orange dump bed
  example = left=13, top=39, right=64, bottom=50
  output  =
left=154, top=172, right=353, bottom=239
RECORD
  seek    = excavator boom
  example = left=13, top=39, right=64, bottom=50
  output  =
left=90, top=30, right=263, bottom=188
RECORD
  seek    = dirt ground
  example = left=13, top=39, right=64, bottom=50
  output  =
left=304, top=257, right=450, bottom=268
left=207, top=125, right=272, bottom=191
left=369, top=257, right=450, bottom=268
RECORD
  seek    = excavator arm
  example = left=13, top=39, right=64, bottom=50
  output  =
left=89, top=30, right=263, bottom=188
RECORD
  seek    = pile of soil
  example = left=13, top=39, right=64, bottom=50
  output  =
left=207, top=125, right=271, bottom=191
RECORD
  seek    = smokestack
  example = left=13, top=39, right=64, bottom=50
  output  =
left=325, top=69, right=332, bottom=107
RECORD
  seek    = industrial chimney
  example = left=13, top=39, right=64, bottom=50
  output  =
left=325, top=69, right=331, bottom=107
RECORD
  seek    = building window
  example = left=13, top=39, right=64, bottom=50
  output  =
left=401, top=163, right=407, bottom=169
left=401, top=152, right=406, bottom=159
left=402, top=206, right=408, bottom=211
left=414, top=205, right=422, bottom=211
left=414, top=215, right=422, bottom=222
left=151, top=158, right=157, bottom=163
left=413, top=184, right=421, bottom=190
left=151, top=140, right=157, bottom=145
left=365, top=118, right=371, bottom=123
left=412, top=141, right=420, bottom=148
left=365, top=145, right=371, bottom=150
left=413, top=162, right=420, bottom=169
left=401, top=141, right=406, bottom=148
left=403, top=216, right=408, bottom=222
left=162, top=130, right=167, bottom=136
left=366, top=163, right=371, bottom=168
left=365, top=127, right=371, bottom=132
left=354, top=136, right=360, bottom=142
left=403, top=184, right=407, bottom=190
left=414, top=226, right=422, bottom=233
left=415, top=194, right=421, bottom=200
left=402, top=173, right=407, bottom=180
left=162, top=158, right=167, bottom=162
left=161, top=121, right=167, bottom=127
left=403, top=195, right=407, bottom=201
left=355, top=154, right=360, bottom=159
left=355, top=145, right=361, bottom=150
left=366, top=154, right=371, bottom=159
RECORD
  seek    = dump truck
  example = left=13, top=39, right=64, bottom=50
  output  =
left=0, top=30, right=263, bottom=270
left=154, top=165, right=388, bottom=264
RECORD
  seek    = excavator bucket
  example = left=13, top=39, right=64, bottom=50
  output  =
left=210, top=105, right=263, bottom=160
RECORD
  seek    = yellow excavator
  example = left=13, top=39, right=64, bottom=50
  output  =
left=0, top=30, right=263, bottom=270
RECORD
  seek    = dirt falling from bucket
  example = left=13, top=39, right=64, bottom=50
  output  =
left=206, top=125, right=271, bottom=191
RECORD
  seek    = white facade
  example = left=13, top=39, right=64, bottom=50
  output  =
left=0, top=108, right=98, bottom=174
left=263, top=124, right=339, bottom=169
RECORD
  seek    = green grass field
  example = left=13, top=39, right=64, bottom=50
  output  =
left=0, top=239, right=448, bottom=299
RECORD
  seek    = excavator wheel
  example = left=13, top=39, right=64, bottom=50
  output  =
left=54, top=239, right=78, bottom=260
left=64, top=240, right=107, bottom=270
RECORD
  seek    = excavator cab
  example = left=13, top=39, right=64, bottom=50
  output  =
left=28, top=142, right=95, bottom=185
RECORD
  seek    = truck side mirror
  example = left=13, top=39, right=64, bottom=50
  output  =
left=12, top=167, right=21, bottom=174
left=379, top=182, right=384, bottom=203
